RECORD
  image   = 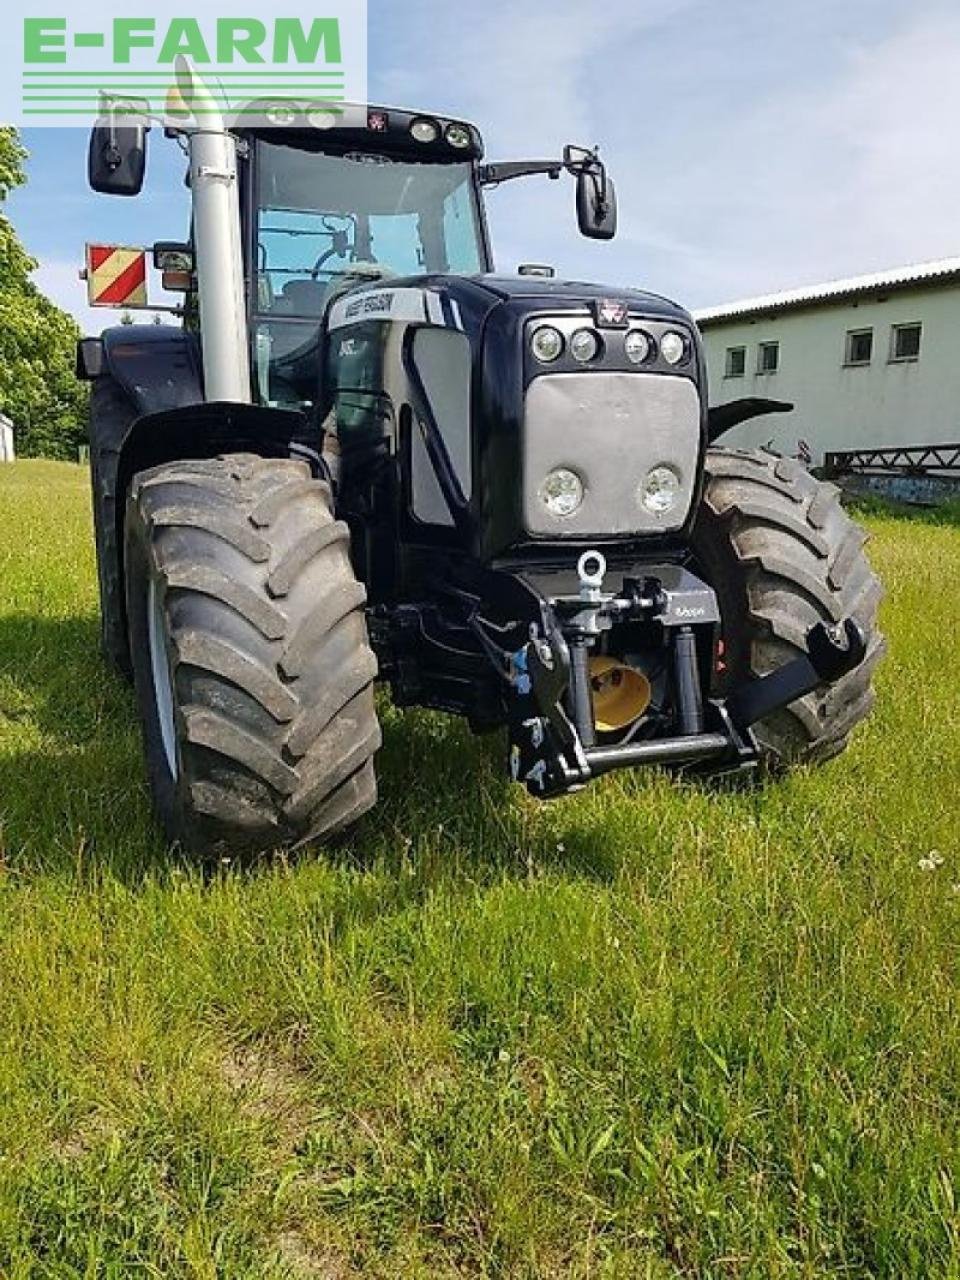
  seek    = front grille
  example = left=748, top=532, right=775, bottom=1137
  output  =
left=522, top=371, right=702, bottom=537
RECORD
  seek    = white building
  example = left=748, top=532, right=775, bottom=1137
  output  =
left=0, top=414, right=13, bottom=463
left=694, top=258, right=960, bottom=466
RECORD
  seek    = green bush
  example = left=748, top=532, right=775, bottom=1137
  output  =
left=0, top=128, right=89, bottom=460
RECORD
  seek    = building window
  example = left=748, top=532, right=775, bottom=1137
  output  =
left=725, top=346, right=746, bottom=378
left=891, top=323, right=922, bottom=362
left=845, top=328, right=873, bottom=366
left=757, top=341, right=780, bottom=374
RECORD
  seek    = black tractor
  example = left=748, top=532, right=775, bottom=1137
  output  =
left=78, top=68, right=884, bottom=852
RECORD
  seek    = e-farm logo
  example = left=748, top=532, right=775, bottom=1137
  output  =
left=4, top=1, right=367, bottom=127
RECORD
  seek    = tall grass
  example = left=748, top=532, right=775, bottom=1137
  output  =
left=0, top=460, right=958, bottom=1277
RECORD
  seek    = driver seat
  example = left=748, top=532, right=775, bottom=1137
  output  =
left=278, top=280, right=329, bottom=315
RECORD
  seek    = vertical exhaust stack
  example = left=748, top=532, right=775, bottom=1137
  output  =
left=174, top=58, right=251, bottom=404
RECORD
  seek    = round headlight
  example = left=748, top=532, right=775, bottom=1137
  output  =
left=640, top=465, right=681, bottom=515
left=265, top=100, right=300, bottom=126
left=410, top=117, right=440, bottom=144
left=624, top=329, right=652, bottom=364
left=660, top=331, right=688, bottom=366
left=445, top=123, right=472, bottom=149
left=539, top=468, right=584, bottom=518
left=570, top=328, right=600, bottom=363
left=307, top=105, right=340, bottom=130
left=531, top=326, right=564, bottom=363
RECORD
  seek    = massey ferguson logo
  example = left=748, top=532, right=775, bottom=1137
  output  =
left=595, top=298, right=630, bottom=328
left=344, top=292, right=394, bottom=320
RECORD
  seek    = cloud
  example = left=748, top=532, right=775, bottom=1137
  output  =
left=375, top=0, right=960, bottom=307
left=595, top=2, right=960, bottom=305
left=23, top=3, right=960, bottom=327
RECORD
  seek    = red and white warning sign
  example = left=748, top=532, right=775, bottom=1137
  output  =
left=85, top=244, right=148, bottom=308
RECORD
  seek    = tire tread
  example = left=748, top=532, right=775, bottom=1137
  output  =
left=126, top=454, right=380, bottom=850
left=694, top=446, right=884, bottom=766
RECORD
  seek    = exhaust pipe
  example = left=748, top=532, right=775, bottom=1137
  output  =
left=174, top=58, right=251, bottom=404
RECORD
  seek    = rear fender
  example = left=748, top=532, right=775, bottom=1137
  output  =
left=83, top=325, right=205, bottom=413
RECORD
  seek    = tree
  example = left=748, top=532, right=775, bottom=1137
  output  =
left=0, top=127, right=89, bottom=460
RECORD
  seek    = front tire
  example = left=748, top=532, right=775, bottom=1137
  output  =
left=692, top=446, right=885, bottom=768
left=124, top=454, right=381, bottom=852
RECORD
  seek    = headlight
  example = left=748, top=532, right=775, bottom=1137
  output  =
left=307, top=105, right=340, bottom=130
left=569, top=328, right=600, bottom=363
left=640, top=465, right=681, bottom=515
left=624, top=329, right=652, bottom=364
left=265, top=100, right=301, bottom=126
left=445, top=123, right=472, bottom=149
left=660, top=331, right=689, bottom=366
left=539, top=468, right=584, bottom=518
left=531, top=325, right=564, bottom=363
left=410, top=117, right=440, bottom=143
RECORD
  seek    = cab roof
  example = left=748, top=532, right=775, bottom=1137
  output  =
left=234, top=102, right=484, bottom=162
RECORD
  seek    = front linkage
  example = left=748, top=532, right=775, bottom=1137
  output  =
left=500, top=553, right=868, bottom=798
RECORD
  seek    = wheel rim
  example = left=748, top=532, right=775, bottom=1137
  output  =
left=147, top=578, right=179, bottom=782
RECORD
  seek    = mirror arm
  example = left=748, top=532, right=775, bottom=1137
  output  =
left=479, top=160, right=564, bottom=188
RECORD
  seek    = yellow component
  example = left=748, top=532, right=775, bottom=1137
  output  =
left=165, top=84, right=191, bottom=120
left=589, top=657, right=652, bottom=733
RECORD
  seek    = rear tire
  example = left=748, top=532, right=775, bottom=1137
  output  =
left=692, top=446, right=885, bottom=767
left=89, top=378, right=137, bottom=676
left=124, top=453, right=381, bottom=852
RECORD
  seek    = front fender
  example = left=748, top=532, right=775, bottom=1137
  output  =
left=707, top=397, right=793, bottom=444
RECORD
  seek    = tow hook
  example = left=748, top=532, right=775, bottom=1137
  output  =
left=566, top=552, right=608, bottom=748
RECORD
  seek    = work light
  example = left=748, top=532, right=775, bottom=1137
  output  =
left=308, top=106, right=340, bottom=130
left=624, top=329, right=651, bottom=364
left=531, top=326, right=564, bottom=363
left=410, top=118, right=440, bottom=144
left=570, top=328, right=601, bottom=363
left=445, top=123, right=472, bottom=149
left=640, top=465, right=681, bottom=514
left=539, top=468, right=585, bottom=518
left=265, top=101, right=300, bottom=126
left=660, top=331, right=688, bottom=366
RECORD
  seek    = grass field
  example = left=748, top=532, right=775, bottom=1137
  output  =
left=0, top=460, right=958, bottom=1278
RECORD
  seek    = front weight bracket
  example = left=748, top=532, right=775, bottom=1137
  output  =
left=727, top=619, right=868, bottom=731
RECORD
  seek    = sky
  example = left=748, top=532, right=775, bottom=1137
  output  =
left=10, top=0, right=960, bottom=334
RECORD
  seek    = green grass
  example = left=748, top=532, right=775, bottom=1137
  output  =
left=0, top=459, right=958, bottom=1278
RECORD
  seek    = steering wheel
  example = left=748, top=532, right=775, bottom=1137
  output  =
left=311, top=223, right=354, bottom=280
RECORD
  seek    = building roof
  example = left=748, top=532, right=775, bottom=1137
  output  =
left=694, top=257, right=960, bottom=327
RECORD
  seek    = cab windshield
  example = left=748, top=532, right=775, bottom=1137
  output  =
left=255, top=140, right=487, bottom=319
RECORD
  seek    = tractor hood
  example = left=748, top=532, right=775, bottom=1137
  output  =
left=465, top=272, right=694, bottom=323
left=321, top=269, right=709, bottom=561
left=351, top=271, right=697, bottom=336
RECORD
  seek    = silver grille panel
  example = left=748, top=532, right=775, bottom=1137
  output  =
left=522, top=372, right=701, bottom=537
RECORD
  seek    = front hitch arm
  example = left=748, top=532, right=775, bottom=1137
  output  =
left=727, top=619, right=868, bottom=730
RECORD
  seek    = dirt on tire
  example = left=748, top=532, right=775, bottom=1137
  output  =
left=124, top=453, right=381, bottom=852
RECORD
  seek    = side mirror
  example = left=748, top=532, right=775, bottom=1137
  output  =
left=153, top=241, right=194, bottom=292
left=88, top=109, right=149, bottom=196
left=566, top=145, right=618, bottom=241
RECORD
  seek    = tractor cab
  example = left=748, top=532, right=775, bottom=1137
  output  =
left=244, top=112, right=492, bottom=410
